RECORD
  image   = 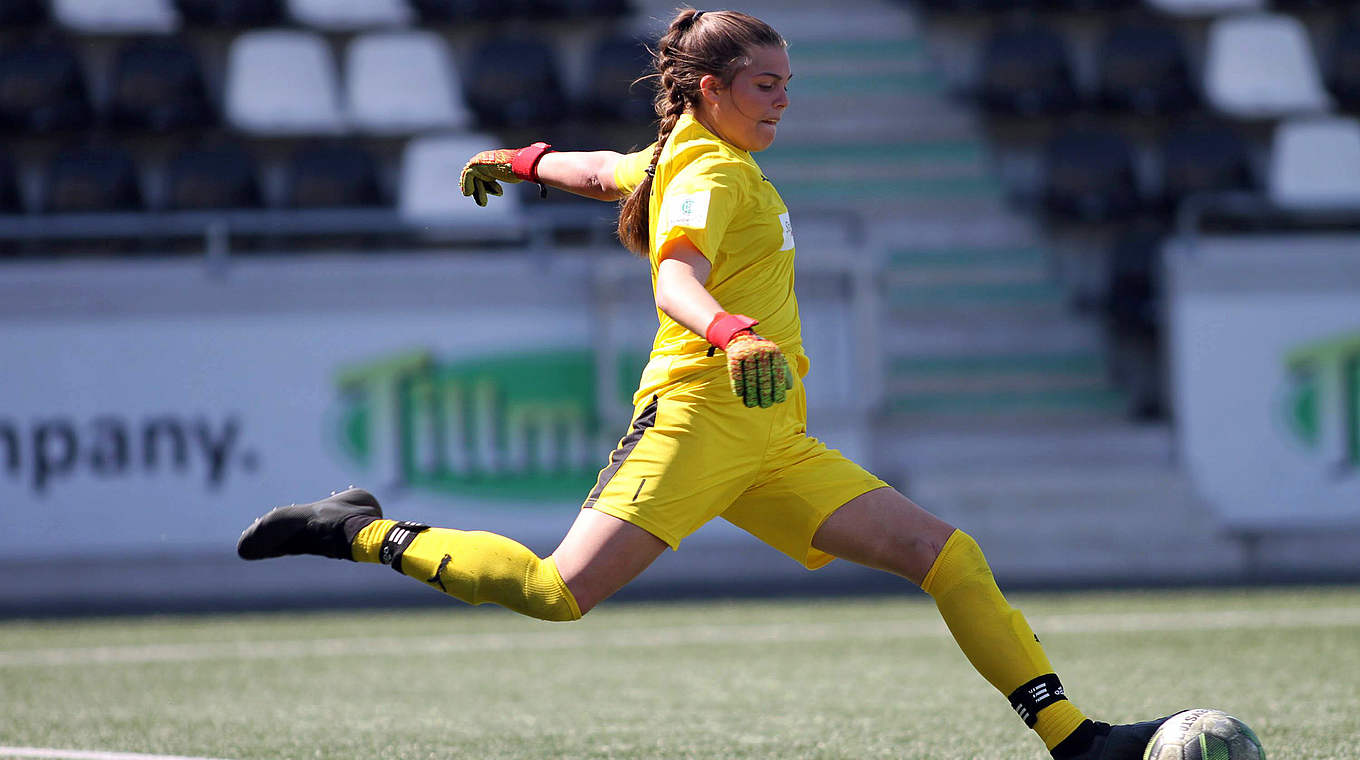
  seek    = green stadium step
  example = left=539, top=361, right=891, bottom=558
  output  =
left=789, top=38, right=925, bottom=61
left=889, top=352, right=1106, bottom=376
left=775, top=175, right=1004, bottom=204
left=886, top=246, right=1049, bottom=271
left=794, top=70, right=945, bottom=96
left=883, top=280, right=1067, bottom=308
left=886, top=352, right=1110, bottom=395
left=883, top=387, right=1129, bottom=418
left=762, top=141, right=985, bottom=166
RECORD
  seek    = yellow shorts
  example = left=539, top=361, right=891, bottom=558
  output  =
left=583, top=363, right=888, bottom=569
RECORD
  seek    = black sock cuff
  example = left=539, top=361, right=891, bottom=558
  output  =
left=1050, top=719, right=1098, bottom=760
left=1008, top=673, right=1069, bottom=727
left=340, top=514, right=379, bottom=551
left=379, top=521, right=429, bottom=574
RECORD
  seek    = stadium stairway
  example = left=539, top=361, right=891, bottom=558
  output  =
left=633, top=0, right=1248, bottom=584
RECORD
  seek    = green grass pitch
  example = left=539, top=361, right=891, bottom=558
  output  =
left=2, top=587, right=1358, bottom=759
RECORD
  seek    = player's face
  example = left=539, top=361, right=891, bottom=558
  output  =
left=700, top=45, right=791, bottom=153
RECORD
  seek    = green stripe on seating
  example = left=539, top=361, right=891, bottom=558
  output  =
left=795, top=71, right=944, bottom=95
left=790, top=39, right=925, bottom=61
left=887, top=247, right=1047, bottom=270
left=889, top=353, right=1104, bottom=375
left=884, top=281, right=1064, bottom=305
left=762, top=141, right=984, bottom=166
left=886, top=388, right=1126, bottom=414
left=776, top=176, right=1002, bottom=202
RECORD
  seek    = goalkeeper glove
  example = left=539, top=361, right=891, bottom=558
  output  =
left=706, top=311, right=793, bottom=408
left=459, top=142, right=553, bottom=206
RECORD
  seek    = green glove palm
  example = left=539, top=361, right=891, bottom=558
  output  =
left=459, top=148, right=520, bottom=207
left=725, top=332, right=794, bottom=408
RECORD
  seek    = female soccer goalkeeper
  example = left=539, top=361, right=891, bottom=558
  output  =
left=238, top=9, right=1168, bottom=758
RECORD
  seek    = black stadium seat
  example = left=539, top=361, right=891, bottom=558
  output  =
left=583, top=34, right=655, bottom=125
left=1097, top=21, right=1197, bottom=116
left=285, top=142, right=383, bottom=208
left=1042, top=126, right=1141, bottom=222
left=0, top=153, right=21, bottom=213
left=173, top=0, right=283, bottom=26
left=408, top=0, right=513, bottom=23
left=979, top=25, right=1078, bottom=117
left=0, top=40, right=94, bottom=134
left=526, top=0, right=632, bottom=18
left=463, top=36, right=569, bottom=129
left=166, top=142, right=262, bottom=210
left=1326, top=16, right=1360, bottom=113
left=1159, top=120, right=1253, bottom=211
left=45, top=144, right=143, bottom=213
left=0, top=0, right=47, bottom=24
left=107, top=38, right=215, bottom=133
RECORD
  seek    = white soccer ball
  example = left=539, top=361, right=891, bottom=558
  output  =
left=1143, top=708, right=1266, bottom=760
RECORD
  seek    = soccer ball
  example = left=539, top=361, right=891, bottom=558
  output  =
left=1144, top=708, right=1266, bottom=760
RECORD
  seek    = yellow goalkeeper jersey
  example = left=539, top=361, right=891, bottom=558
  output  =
left=614, top=113, right=807, bottom=397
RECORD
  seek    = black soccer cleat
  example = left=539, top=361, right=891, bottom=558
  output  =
left=1054, top=716, right=1173, bottom=760
left=236, top=487, right=383, bottom=561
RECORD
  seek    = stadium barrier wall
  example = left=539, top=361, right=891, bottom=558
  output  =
left=1167, top=233, right=1360, bottom=533
left=0, top=249, right=885, bottom=614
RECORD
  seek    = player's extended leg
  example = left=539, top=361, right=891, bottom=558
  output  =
left=237, top=488, right=665, bottom=621
left=811, top=486, right=1165, bottom=760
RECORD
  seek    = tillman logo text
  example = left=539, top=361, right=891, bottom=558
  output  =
left=334, top=349, right=639, bottom=502
left=1282, top=331, right=1360, bottom=475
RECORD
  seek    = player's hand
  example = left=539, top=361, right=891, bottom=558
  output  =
left=459, top=142, right=553, bottom=206
left=460, top=149, right=519, bottom=206
left=725, top=332, right=793, bottom=408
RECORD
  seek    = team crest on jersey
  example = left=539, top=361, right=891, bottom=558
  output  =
left=778, top=212, right=794, bottom=251
left=664, top=190, right=711, bottom=229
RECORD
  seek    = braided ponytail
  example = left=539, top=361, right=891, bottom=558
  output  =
left=615, top=9, right=784, bottom=256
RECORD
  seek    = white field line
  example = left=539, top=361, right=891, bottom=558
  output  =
left=1, top=605, right=1358, bottom=670
left=0, top=749, right=231, bottom=760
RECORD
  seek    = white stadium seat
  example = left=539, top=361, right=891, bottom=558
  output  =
left=1205, top=14, right=1331, bottom=119
left=1269, top=117, right=1360, bottom=211
left=345, top=32, right=472, bottom=136
left=226, top=30, right=345, bottom=136
left=288, top=0, right=412, bottom=31
left=400, top=134, right=522, bottom=230
left=52, top=0, right=179, bottom=34
left=1143, top=0, right=1263, bottom=16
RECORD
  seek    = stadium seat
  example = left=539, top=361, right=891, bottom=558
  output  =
left=0, top=0, right=48, bottom=24
left=52, top=0, right=180, bottom=34
left=1042, top=126, right=1141, bottom=222
left=165, top=142, right=263, bottom=210
left=583, top=34, right=655, bottom=124
left=1268, top=116, right=1360, bottom=210
left=407, top=0, right=511, bottom=23
left=1105, top=221, right=1165, bottom=338
left=0, top=40, right=94, bottom=134
left=1325, top=16, right=1360, bottom=113
left=345, top=31, right=471, bottom=135
left=1143, top=0, right=1264, bottom=16
left=526, top=0, right=632, bottom=18
left=107, top=38, right=215, bottom=133
left=226, top=30, right=345, bottom=136
left=978, top=25, right=1079, bottom=117
left=44, top=144, right=144, bottom=213
left=285, top=142, right=384, bottom=208
left=286, top=0, right=412, bottom=30
left=173, top=0, right=283, bottom=26
left=1097, top=21, right=1197, bottom=116
left=1159, top=120, right=1254, bottom=208
left=399, top=134, right=521, bottom=226
left=1204, top=14, right=1331, bottom=119
left=0, top=153, right=21, bottom=213
left=463, top=36, right=569, bottom=129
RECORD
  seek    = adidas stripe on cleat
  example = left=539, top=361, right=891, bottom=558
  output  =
left=236, top=487, right=383, bottom=561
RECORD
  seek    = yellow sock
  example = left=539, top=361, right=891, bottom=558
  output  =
left=352, top=520, right=581, bottom=622
left=922, top=530, right=1088, bottom=751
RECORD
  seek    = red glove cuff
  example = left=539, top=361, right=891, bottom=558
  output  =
left=705, top=311, right=759, bottom=350
left=511, top=142, right=553, bottom=183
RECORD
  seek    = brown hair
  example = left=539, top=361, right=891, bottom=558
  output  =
left=615, top=8, right=785, bottom=256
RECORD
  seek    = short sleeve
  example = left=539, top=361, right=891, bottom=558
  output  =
left=654, top=157, right=746, bottom=263
left=613, top=147, right=654, bottom=196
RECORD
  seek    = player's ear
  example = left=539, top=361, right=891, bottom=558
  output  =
left=698, top=73, right=723, bottom=104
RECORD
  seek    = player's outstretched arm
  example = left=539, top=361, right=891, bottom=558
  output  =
left=460, top=143, right=627, bottom=205
left=655, top=237, right=792, bottom=408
